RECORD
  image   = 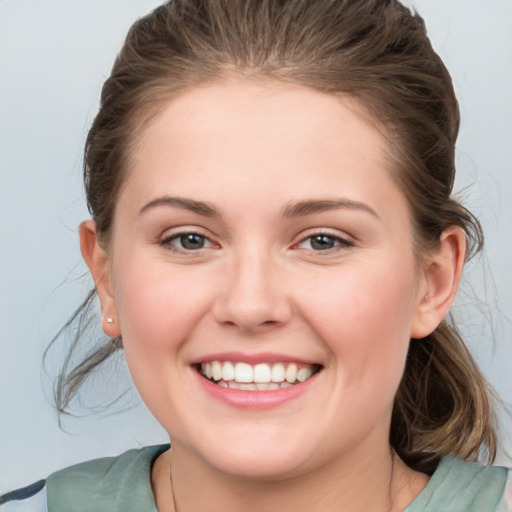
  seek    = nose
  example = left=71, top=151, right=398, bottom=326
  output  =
left=212, top=246, right=292, bottom=333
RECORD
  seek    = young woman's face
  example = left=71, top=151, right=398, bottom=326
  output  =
left=105, top=80, right=429, bottom=478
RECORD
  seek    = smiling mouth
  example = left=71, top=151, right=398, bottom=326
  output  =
left=196, top=361, right=322, bottom=390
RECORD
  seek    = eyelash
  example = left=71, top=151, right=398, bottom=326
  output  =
left=160, top=230, right=214, bottom=253
left=295, top=232, right=354, bottom=253
left=159, top=229, right=353, bottom=255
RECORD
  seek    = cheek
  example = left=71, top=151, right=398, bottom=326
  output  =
left=298, top=259, right=418, bottom=386
left=108, top=257, right=218, bottom=428
left=111, top=255, right=214, bottom=362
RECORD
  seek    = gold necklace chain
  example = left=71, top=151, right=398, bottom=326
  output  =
left=169, top=455, right=180, bottom=512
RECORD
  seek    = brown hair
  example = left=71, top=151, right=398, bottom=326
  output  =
left=52, top=0, right=497, bottom=473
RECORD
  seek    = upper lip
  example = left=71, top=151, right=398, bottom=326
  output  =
left=189, top=351, right=320, bottom=366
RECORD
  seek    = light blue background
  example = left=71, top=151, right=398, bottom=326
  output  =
left=1, top=0, right=511, bottom=493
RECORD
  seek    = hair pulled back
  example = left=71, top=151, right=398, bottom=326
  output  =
left=56, top=0, right=496, bottom=473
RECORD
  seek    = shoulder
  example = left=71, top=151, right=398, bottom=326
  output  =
left=407, top=456, right=512, bottom=512
left=499, top=468, right=512, bottom=512
left=47, top=444, right=168, bottom=487
left=46, top=444, right=168, bottom=512
left=0, top=445, right=168, bottom=512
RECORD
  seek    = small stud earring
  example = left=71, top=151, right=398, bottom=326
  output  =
left=106, top=317, right=115, bottom=324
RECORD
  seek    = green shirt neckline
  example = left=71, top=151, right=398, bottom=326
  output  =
left=47, top=445, right=508, bottom=511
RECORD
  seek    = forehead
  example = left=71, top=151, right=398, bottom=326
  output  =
left=142, top=79, right=383, bottom=147
left=119, top=79, right=408, bottom=226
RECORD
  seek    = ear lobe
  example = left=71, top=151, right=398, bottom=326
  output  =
left=79, top=220, right=121, bottom=338
left=410, top=226, right=467, bottom=339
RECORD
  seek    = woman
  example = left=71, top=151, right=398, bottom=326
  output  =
left=1, top=0, right=510, bottom=510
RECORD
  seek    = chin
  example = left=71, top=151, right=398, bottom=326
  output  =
left=186, top=428, right=319, bottom=481
left=211, top=453, right=309, bottom=481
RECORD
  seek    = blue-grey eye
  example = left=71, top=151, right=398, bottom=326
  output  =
left=178, top=233, right=205, bottom=250
left=309, top=235, right=338, bottom=250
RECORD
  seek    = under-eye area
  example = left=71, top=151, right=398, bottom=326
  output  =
left=196, top=361, right=323, bottom=390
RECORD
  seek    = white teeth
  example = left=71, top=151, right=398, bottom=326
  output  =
left=222, top=361, right=235, bottom=381
left=239, top=383, right=257, bottom=391
left=199, top=361, right=318, bottom=389
left=297, top=366, right=313, bottom=382
left=227, top=381, right=257, bottom=390
left=285, top=363, right=298, bottom=383
left=253, top=363, right=272, bottom=383
left=271, top=363, right=285, bottom=383
left=224, top=380, right=289, bottom=390
left=257, top=382, right=280, bottom=391
left=212, top=361, right=223, bottom=381
left=235, top=362, right=253, bottom=383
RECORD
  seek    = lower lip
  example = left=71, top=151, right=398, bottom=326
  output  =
left=194, top=370, right=320, bottom=409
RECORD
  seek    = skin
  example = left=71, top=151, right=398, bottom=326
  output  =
left=81, top=79, right=466, bottom=511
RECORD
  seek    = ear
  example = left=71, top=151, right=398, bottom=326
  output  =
left=80, top=220, right=121, bottom=338
left=410, top=226, right=467, bottom=339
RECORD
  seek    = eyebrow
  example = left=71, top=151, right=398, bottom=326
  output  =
left=282, top=198, right=379, bottom=219
left=139, top=196, right=219, bottom=217
left=139, top=195, right=379, bottom=220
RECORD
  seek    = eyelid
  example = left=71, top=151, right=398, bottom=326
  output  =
left=159, top=226, right=219, bottom=252
left=292, top=228, right=354, bottom=252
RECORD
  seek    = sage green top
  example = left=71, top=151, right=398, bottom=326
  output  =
left=43, top=445, right=511, bottom=511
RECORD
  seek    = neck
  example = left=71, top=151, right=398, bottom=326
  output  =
left=152, top=441, right=429, bottom=512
